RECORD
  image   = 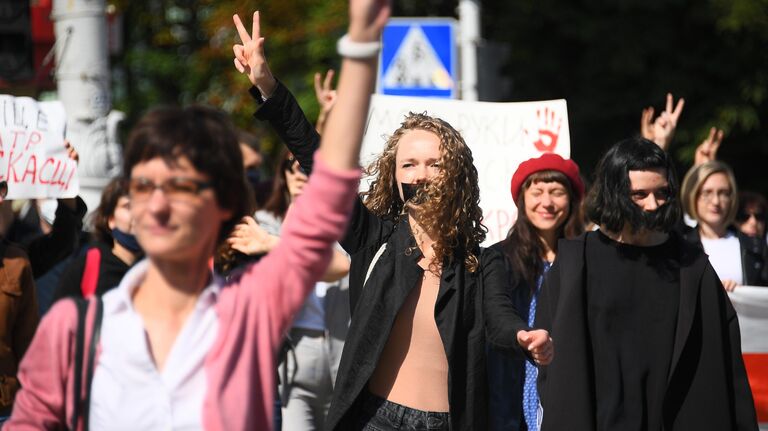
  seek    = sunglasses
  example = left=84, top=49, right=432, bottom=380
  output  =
left=735, top=210, right=766, bottom=223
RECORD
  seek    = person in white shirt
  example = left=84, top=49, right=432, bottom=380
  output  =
left=680, top=160, right=768, bottom=288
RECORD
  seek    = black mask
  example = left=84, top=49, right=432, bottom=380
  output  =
left=245, top=168, right=261, bottom=188
left=629, top=201, right=677, bottom=233
left=400, top=182, right=428, bottom=204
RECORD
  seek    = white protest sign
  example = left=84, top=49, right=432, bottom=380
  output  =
left=0, top=95, right=78, bottom=199
left=362, top=94, right=571, bottom=245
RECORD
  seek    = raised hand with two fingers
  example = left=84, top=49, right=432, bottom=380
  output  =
left=314, top=69, right=337, bottom=134
left=694, top=126, right=725, bottom=166
left=640, top=93, right=685, bottom=151
left=232, top=11, right=277, bottom=97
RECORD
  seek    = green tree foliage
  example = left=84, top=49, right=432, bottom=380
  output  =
left=111, top=0, right=347, bottom=160
left=111, top=0, right=767, bottom=193
left=480, top=0, right=768, bottom=192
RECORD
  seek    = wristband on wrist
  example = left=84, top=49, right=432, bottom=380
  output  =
left=336, top=34, right=381, bottom=59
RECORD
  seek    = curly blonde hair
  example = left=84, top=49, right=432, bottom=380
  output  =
left=361, top=112, right=486, bottom=272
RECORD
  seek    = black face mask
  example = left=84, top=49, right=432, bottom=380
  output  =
left=111, top=228, right=142, bottom=253
left=630, top=201, right=677, bottom=233
left=400, top=182, right=428, bottom=205
left=245, top=168, right=261, bottom=188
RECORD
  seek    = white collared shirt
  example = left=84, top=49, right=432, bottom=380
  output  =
left=89, top=260, right=221, bottom=431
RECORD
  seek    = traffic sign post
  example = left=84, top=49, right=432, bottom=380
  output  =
left=378, top=18, right=458, bottom=99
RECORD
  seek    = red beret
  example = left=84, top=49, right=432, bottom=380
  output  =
left=510, top=153, right=585, bottom=203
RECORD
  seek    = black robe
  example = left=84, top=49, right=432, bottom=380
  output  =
left=535, top=231, right=757, bottom=430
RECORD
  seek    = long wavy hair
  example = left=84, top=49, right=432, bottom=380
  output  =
left=361, top=112, right=486, bottom=272
left=502, top=170, right=584, bottom=289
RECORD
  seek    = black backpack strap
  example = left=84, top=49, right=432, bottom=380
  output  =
left=69, top=297, right=104, bottom=431
left=70, top=298, right=88, bottom=430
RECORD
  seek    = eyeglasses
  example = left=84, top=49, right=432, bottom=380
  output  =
left=698, top=189, right=732, bottom=202
left=0, top=181, right=7, bottom=199
left=736, top=210, right=766, bottom=223
left=128, top=177, right=212, bottom=202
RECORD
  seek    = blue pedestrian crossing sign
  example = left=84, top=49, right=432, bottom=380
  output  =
left=378, top=18, right=458, bottom=99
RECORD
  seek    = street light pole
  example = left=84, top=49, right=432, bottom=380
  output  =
left=51, top=0, right=122, bottom=212
left=459, top=0, right=480, bottom=101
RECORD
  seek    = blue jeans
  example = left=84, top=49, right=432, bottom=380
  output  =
left=353, top=391, right=450, bottom=431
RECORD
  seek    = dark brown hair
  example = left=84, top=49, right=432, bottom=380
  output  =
left=502, top=170, right=584, bottom=288
left=123, top=105, right=248, bottom=245
left=89, top=177, right=129, bottom=245
left=261, top=148, right=293, bottom=220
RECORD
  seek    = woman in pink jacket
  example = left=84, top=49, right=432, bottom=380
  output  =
left=6, top=1, right=390, bottom=430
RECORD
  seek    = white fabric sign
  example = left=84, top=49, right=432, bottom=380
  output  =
left=362, top=94, right=571, bottom=245
left=729, top=286, right=768, bottom=429
left=0, top=95, right=78, bottom=199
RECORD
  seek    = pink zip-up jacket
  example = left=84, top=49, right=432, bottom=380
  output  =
left=6, top=155, right=360, bottom=430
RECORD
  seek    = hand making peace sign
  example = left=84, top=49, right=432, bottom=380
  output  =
left=232, top=11, right=277, bottom=98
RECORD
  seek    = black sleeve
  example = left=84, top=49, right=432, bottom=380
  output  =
left=250, top=82, right=320, bottom=174
left=52, top=254, right=86, bottom=301
left=26, top=197, right=87, bottom=278
left=251, top=81, right=387, bottom=255
left=340, top=197, right=388, bottom=255
left=483, top=247, right=530, bottom=355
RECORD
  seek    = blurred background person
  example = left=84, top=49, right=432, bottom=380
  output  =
left=736, top=191, right=767, bottom=240
left=680, top=161, right=768, bottom=289
left=0, top=181, right=39, bottom=425
left=237, top=128, right=272, bottom=209
left=52, top=177, right=142, bottom=301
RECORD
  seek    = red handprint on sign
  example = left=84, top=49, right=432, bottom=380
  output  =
left=524, top=107, right=562, bottom=153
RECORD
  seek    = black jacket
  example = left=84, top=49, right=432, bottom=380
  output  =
left=535, top=231, right=757, bottom=431
left=252, top=81, right=530, bottom=430
left=52, top=241, right=134, bottom=301
left=487, top=239, right=534, bottom=431
left=682, top=225, right=768, bottom=286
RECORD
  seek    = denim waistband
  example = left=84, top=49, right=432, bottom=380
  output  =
left=357, top=390, right=450, bottom=430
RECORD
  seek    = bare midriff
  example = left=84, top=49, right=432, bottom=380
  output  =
left=368, top=267, right=450, bottom=412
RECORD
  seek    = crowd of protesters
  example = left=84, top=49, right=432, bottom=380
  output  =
left=0, top=0, right=764, bottom=430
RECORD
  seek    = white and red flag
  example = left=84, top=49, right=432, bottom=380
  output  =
left=730, top=286, right=768, bottom=429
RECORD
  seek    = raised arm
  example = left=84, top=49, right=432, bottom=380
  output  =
left=314, top=69, right=338, bottom=135
left=694, top=126, right=724, bottom=166
left=318, top=1, right=389, bottom=170
left=234, top=12, right=319, bottom=173
left=640, top=93, right=685, bottom=151
left=230, top=2, right=389, bottom=331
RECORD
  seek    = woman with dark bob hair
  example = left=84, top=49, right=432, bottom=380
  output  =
left=487, top=153, right=585, bottom=431
left=6, top=1, right=384, bottom=428
left=535, top=137, right=757, bottom=430
left=53, top=177, right=142, bottom=301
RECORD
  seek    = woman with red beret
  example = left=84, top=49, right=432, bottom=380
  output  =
left=488, top=153, right=585, bottom=431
